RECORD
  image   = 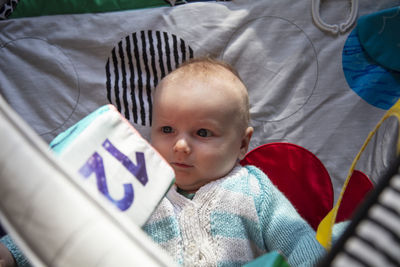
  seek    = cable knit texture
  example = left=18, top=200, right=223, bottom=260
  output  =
left=0, top=235, right=31, bottom=267
left=143, top=165, right=326, bottom=266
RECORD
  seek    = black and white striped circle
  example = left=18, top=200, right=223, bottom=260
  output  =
left=106, top=30, right=193, bottom=126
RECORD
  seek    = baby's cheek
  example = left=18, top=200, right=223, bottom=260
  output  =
left=203, top=150, right=236, bottom=176
left=151, top=140, right=169, bottom=159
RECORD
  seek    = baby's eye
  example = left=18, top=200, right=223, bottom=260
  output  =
left=197, top=129, right=212, bottom=137
left=161, top=126, right=174, bottom=134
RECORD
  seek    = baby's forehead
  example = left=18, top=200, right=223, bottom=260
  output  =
left=156, top=74, right=248, bottom=123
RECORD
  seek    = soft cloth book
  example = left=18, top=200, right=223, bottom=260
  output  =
left=50, top=104, right=175, bottom=226
left=0, top=99, right=176, bottom=266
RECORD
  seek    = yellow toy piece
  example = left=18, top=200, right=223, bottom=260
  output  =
left=316, top=99, right=400, bottom=249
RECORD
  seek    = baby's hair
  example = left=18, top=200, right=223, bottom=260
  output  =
left=171, top=56, right=251, bottom=127
left=177, top=56, right=245, bottom=84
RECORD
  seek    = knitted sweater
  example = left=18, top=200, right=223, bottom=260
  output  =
left=143, top=165, right=326, bottom=267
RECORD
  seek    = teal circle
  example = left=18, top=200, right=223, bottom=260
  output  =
left=358, top=7, right=400, bottom=72
left=342, top=29, right=400, bottom=110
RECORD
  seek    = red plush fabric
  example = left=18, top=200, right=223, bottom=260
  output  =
left=240, top=143, right=334, bottom=230
left=336, top=170, right=373, bottom=222
left=240, top=142, right=374, bottom=230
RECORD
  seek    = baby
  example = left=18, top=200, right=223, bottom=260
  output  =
left=0, top=57, right=327, bottom=267
left=144, top=57, right=326, bottom=266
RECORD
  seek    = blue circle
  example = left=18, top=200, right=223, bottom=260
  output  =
left=342, top=29, right=400, bottom=110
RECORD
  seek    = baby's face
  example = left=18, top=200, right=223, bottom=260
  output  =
left=151, top=72, right=251, bottom=193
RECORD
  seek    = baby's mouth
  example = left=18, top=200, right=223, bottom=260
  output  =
left=171, top=162, right=193, bottom=168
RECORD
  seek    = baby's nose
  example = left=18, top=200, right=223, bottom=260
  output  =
left=173, top=138, right=191, bottom=154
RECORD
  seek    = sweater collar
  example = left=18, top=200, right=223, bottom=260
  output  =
left=167, top=165, right=245, bottom=207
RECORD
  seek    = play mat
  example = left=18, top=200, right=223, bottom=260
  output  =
left=0, top=0, right=400, bottom=265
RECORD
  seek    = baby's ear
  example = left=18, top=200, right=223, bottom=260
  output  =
left=238, top=127, right=253, bottom=160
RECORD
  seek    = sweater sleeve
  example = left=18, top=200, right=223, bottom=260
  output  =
left=247, top=166, right=326, bottom=267
left=0, top=235, right=31, bottom=267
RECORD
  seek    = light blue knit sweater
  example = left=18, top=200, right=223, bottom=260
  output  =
left=1, top=165, right=327, bottom=267
left=143, top=165, right=326, bottom=267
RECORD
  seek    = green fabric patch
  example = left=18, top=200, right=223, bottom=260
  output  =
left=10, top=0, right=169, bottom=19
left=243, top=251, right=290, bottom=267
left=177, top=187, right=195, bottom=200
